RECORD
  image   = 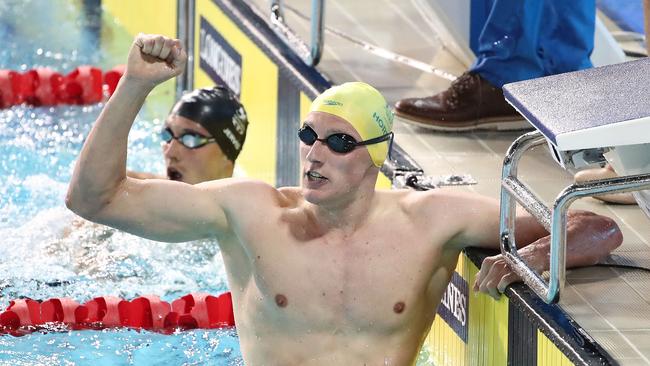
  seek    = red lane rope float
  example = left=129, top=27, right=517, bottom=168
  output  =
left=0, top=292, right=234, bottom=336
left=0, top=65, right=125, bottom=108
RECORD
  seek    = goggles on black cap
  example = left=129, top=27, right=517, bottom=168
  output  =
left=171, top=86, right=248, bottom=161
left=160, top=127, right=216, bottom=149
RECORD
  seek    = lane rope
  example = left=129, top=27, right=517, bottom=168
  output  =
left=0, top=291, right=234, bottom=336
left=0, top=65, right=125, bottom=108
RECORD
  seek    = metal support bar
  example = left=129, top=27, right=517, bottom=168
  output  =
left=270, top=0, right=324, bottom=66
left=499, top=131, right=650, bottom=303
left=502, top=176, right=552, bottom=231
left=176, top=0, right=195, bottom=98
left=500, top=131, right=547, bottom=257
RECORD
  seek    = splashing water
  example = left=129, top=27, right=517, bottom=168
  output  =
left=0, top=1, right=242, bottom=364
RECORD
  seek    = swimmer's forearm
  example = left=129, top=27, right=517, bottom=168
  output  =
left=513, top=211, right=550, bottom=248
left=474, top=213, right=621, bottom=298
left=519, top=212, right=622, bottom=272
left=66, top=78, right=153, bottom=217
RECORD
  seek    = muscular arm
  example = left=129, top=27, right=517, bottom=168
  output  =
left=442, top=191, right=549, bottom=250
left=65, top=34, right=230, bottom=242
left=429, top=190, right=622, bottom=298
left=474, top=210, right=622, bottom=298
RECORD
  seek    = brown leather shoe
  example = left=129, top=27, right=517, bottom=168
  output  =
left=574, top=165, right=637, bottom=205
left=394, top=72, right=530, bottom=132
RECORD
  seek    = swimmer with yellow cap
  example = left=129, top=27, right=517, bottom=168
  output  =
left=303, top=82, right=394, bottom=167
left=70, top=33, right=622, bottom=366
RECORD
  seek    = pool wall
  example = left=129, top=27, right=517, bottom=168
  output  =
left=99, top=0, right=178, bottom=119
left=427, top=251, right=615, bottom=365
left=97, top=1, right=610, bottom=365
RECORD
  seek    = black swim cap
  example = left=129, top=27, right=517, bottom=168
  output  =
left=170, top=86, right=248, bottom=161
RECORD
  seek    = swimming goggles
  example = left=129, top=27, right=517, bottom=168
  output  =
left=298, top=125, right=393, bottom=154
left=160, top=127, right=216, bottom=149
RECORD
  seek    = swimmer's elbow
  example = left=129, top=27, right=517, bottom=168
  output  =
left=65, top=181, right=121, bottom=221
left=583, top=215, right=623, bottom=265
left=601, top=215, right=624, bottom=253
left=65, top=189, right=102, bottom=220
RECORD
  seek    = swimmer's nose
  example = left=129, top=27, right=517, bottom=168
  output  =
left=305, top=140, right=327, bottom=164
left=163, top=138, right=182, bottom=161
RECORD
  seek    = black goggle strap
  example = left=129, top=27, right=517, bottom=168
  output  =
left=356, top=131, right=394, bottom=162
left=354, top=131, right=393, bottom=147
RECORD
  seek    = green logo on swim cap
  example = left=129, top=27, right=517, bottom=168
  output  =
left=372, top=112, right=389, bottom=135
left=323, top=99, right=343, bottom=106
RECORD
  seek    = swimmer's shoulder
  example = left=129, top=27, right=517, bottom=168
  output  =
left=199, top=178, right=289, bottom=207
left=382, top=187, right=483, bottom=217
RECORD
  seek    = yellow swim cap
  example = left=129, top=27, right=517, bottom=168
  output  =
left=310, top=82, right=394, bottom=167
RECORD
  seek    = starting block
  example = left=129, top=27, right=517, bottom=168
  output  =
left=499, top=58, right=650, bottom=303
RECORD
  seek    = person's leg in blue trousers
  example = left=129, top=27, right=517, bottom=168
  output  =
left=470, top=0, right=595, bottom=87
left=394, top=0, right=595, bottom=131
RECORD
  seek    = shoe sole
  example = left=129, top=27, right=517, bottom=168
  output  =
left=394, top=111, right=533, bottom=132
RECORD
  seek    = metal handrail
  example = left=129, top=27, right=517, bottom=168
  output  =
left=270, top=0, right=324, bottom=66
left=175, top=0, right=195, bottom=98
left=499, top=131, right=650, bottom=303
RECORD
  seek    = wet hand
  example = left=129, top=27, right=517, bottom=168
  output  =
left=124, top=33, right=187, bottom=88
left=473, top=254, right=521, bottom=300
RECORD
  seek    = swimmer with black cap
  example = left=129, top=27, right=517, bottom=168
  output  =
left=128, top=86, right=248, bottom=184
left=68, top=33, right=622, bottom=365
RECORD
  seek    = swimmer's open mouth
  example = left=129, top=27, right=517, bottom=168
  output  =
left=167, top=167, right=183, bottom=181
left=306, top=170, right=328, bottom=181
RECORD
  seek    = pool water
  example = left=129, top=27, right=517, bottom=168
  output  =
left=0, top=1, right=241, bottom=364
left=0, top=1, right=437, bottom=365
left=0, top=328, right=241, bottom=366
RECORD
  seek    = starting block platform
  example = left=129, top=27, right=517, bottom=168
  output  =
left=500, top=57, right=650, bottom=303
left=504, top=57, right=650, bottom=153
left=497, top=57, right=650, bottom=365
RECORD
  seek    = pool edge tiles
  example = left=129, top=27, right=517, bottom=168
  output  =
left=426, top=248, right=619, bottom=365
left=425, top=253, right=509, bottom=366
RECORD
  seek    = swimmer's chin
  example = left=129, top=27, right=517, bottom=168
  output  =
left=301, top=185, right=334, bottom=205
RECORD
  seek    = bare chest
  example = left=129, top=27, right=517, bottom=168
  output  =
left=237, top=224, right=448, bottom=334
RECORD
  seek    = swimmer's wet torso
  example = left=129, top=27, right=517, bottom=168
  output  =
left=67, top=34, right=622, bottom=366
left=222, top=186, right=463, bottom=365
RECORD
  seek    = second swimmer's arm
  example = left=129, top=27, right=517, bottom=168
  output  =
left=67, top=75, right=154, bottom=216
left=64, top=35, right=231, bottom=243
